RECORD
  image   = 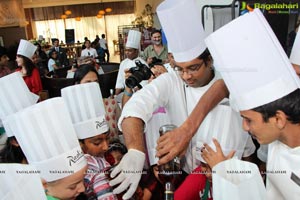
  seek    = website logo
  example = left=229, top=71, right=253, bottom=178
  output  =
left=240, top=1, right=299, bottom=15
left=240, top=1, right=254, bottom=15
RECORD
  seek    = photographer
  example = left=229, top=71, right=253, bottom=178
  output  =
left=115, top=30, right=148, bottom=95
left=122, top=62, right=167, bottom=106
left=109, top=2, right=230, bottom=199
left=141, top=29, right=168, bottom=65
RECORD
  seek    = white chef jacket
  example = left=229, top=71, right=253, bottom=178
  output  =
left=266, top=140, right=300, bottom=199
left=145, top=106, right=171, bottom=166
left=183, top=74, right=254, bottom=171
left=119, top=70, right=212, bottom=172
left=115, top=57, right=148, bottom=90
left=118, top=71, right=188, bottom=168
left=119, top=71, right=255, bottom=173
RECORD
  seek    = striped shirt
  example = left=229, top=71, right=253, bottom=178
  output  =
left=84, top=154, right=118, bottom=200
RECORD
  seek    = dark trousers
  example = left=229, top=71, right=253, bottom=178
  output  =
left=104, top=49, right=110, bottom=62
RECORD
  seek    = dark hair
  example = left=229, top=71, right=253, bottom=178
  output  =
left=0, top=136, right=26, bottom=163
left=53, top=39, right=59, bottom=43
left=73, top=64, right=99, bottom=84
left=78, top=131, right=110, bottom=144
left=151, top=29, right=161, bottom=36
left=106, top=140, right=128, bottom=155
left=252, top=88, right=300, bottom=123
left=101, top=34, right=105, bottom=38
left=35, top=43, right=41, bottom=50
left=48, top=50, right=57, bottom=59
left=84, top=40, right=91, bottom=45
left=35, top=43, right=44, bottom=54
left=17, top=55, right=36, bottom=76
left=197, top=48, right=212, bottom=66
left=0, top=46, right=7, bottom=57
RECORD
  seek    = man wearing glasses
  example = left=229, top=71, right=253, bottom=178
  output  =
left=109, top=0, right=254, bottom=199
left=111, top=44, right=232, bottom=199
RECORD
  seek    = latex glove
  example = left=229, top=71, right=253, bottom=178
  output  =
left=109, top=149, right=145, bottom=200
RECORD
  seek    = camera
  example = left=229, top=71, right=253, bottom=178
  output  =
left=125, top=60, right=154, bottom=89
left=149, top=57, right=163, bottom=68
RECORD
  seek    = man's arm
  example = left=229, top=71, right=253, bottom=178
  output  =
left=121, top=69, right=134, bottom=106
left=121, top=117, right=145, bottom=152
left=110, top=74, right=173, bottom=199
left=109, top=117, right=146, bottom=199
left=156, top=79, right=229, bottom=165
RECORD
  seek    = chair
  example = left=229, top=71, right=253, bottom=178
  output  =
left=42, top=63, right=120, bottom=98
left=99, top=63, right=120, bottom=98
left=54, top=66, right=72, bottom=78
left=100, top=62, right=120, bottom=73
left=42, top=76, right=74, bottom=98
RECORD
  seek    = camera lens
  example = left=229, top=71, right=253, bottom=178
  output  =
left=125, top=76, right=139, bottom=89
left=125, top=61, right=153, bottom=89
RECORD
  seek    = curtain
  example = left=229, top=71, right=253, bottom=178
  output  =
left=34, top=19, right=65, bottom=43
left=105, top=14, right=136, bottom=49
left=65, top=17, right=105, bottom=43
left=34, top=14, right=135, bottom=50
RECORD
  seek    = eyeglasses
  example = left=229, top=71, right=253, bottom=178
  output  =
left=174, top=62, right=205, bottom=75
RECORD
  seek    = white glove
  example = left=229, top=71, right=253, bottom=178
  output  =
left=109, top=149, right=145, bottom=200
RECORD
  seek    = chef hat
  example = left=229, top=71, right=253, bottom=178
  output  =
left=17, top=39, right=37, bottom=59
left=0, top=72, right=39, bottom=137
left=0, top=164, right=47, bottom=200
left=205, top=9, right=300, bottom=111
left=61, top=82, right=109, bottom=139
left=126, top=30, right=141, bottom=49
left=290, top=30, right=300, bottom=65
left=212, top=158, right=266, bottom=200
left=157, top=0, right=207, bottom=62
left=2, top=114, right=17, bottom=138
left=10, top=98, right=87, bottom=182
left=195, top=104, right=249, bottom=163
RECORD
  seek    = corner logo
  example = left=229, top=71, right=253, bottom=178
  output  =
left=240, top=1, right=253, bottom=15
left=240, top=1, right=299, bottom=15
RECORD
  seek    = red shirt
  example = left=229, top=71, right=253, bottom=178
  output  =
left=175, top=166, right=213, bottom=200
left=16, top=68, right=43, bottom=95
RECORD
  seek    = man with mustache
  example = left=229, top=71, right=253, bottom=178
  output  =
left=141, top=29, right=168, bottom=65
